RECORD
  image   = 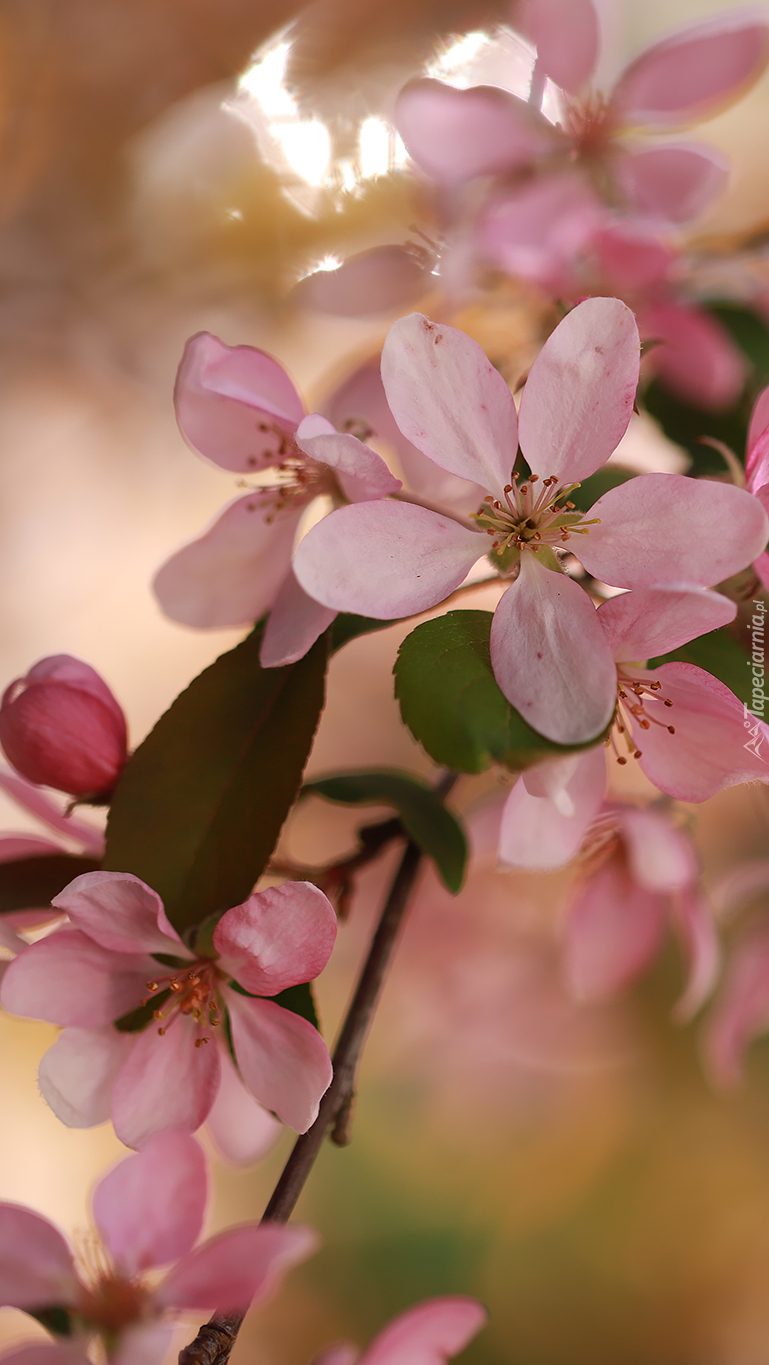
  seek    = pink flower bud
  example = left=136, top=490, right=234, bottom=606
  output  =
left=0, top=655, right=128, bottom=799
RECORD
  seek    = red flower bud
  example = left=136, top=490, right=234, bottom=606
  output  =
left=0, top=655, right=128, bottom=800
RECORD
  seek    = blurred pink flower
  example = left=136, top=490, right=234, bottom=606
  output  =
left=294, top=299, right=768, bottom=744
left=1, top=871, right=336, bottom=1150
left=0, top=657, right=127, bottom=803
left=153, top=333, right=400, bottom=666
left=699, top=860, right=769, bottom=1085
left=0, top=1130, right=317, bottom=1365
left=312, top=1296, right=487, bottom=1365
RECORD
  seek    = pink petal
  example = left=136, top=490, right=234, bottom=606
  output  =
left=477, top=174, right=602, bottom=295
left=747, top=383, right=769, bottom=466
left=0, top=1347, right=90, bottom=1365
left=517, top=298, right=639, bottom=484
left=489, top=558, right=617, bottom=744
left=703, top=924, right=769, bottom=1085
left=111, top=1323, right=174, bottom=1365
left=498, top=749, right=606, bottom=870
left=0, top=835, right=66, bottom=861
left=94, top=1131, right=207, bottom=1274
left=579, top=474, right=769, bottom=589
left=296, top=416, right=402, bottom=501
left=670, top=885, right=720, bottom=1021
left=1, top=930, right=152, bottom=1027
left=361, top=1297, right=488, bottom=1365
left=394, top=79, right=553, bottom=184
left=153, top=495, right=301, bottom=630
left=0, top=1205, right=77, bottom=1308
left=624, top=662, right=769, bottom=802
left=747, top=422, right=769, bottom=494
left=311, top=1345, right=358, bottom=1365
left=754, top=549, right=769, bottom=592
left=38, top=1027, right=133, bottom=1128
left=110, top=1020, right=221, bottom=1149
left=597, top=585, right=736, bottom=663
left=52, top=871, right=182, bottom=955
left=205, top=1051, right=283, bottom=1166
left=617, top=143, right=729, bottom=224
left=518, top=0, right=599, bottom=93
left=259, top=570, right=337, bottom=669
left=0, top=767, right=104, bottom=857
left=613, top=804, right=697, bottom=892
left=640, top=302, right=745, bottom=411
left=293, top=501, right=483, bottom=619
left=564, top=857, right=666, bottom=1000
left=215, top=881, right=337, bottom=997
left=592, top=222, right=673, bottom=292
left=175, top=333, right=305, bottom=473
left=294, top=245, right=432, bottom=317
left=612, top=11, right=769, bottom=128
left=157, top=1222, right=318, bottom=1312
left=226, top=990, right=333, bottom=1133
left=380, top=313, right=518, bottom=498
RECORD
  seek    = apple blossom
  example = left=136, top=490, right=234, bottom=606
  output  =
left=311, top=1296, right=487, bottom=1365
left=1, top=870, right=336, bottom=1150
left=153, top=332, right=400, bottom=667
left=0, top=657, right=128, bottom=802
left=0, top=1130, right=317, bottom=1365
left=293, top=300, right=768, bottom=744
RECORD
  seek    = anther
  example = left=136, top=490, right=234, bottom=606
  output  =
left=617, top=756, right=627, bottom=765
left=195, top=1037, right=210, bottom=1048
left=649, top=682, right=662, bottom=691
left=529, top=474, right=539, bottom=482
left=664, top=699, right=673, bottom=708
left=667, top=726, right=675, bottom=734
left=146, top=981, right=158, bottom=992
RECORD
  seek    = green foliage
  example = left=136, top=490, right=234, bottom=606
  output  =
left=331, top=612, right=393, bottom=653
left=0, top=854, right=100, bottom=915
left=304, top=769, right=468, bottom=892
left=394, top=610, right=590, bottom=774
left=648, top=625, right=752, bottom=706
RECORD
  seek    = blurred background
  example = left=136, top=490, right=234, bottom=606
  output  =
left=2, top=0, right=769, bottom=1361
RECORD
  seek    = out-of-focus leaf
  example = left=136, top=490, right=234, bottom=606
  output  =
left=648, top=625, right=751, bottom=705
left=575, top=465, right=633, bottom=513
left=331, top=612, right=393, bottom=653
left=643, top=381, right=747, bottom=474
left=0, top=854, right=100, bottom=915
left=304, top=769, right=467, bottom=892
left=710, top=303, right=769, bottom=386
left=394, top=610, right=589, bottom=774
left=104, top=626, right=328, bottom=936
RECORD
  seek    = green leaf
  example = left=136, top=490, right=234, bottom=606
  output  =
left=104, top=625, right=328, bottom=935
left=331, top=612, right=393, bottom=653
left=710, top=302, right=769, bottom=386
left=394, top=610, right=590, bottom=775
left=643, top=380, right=748, bottom=475
left=0, top=854, right=101, bottom=916
left=229, top=978, right=319, bottom=1030
left=648, top=625, right=752, bottom=707
left=304, top=769, right=468, bottom=893
left=573, top=464, right=633, bottom=513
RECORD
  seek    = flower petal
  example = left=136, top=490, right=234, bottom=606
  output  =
left=489, top=558, right=617, bottom=744
left=394, top=79, right=553, bottom=184
left=1, top=930, right=152, bottom=1027
left=361, top=1297, right=488, bottom=1365
left=519, top=0, right=599, bottom=92
left=597, top=585, right=736, bottom=663
left=175, top=332, right=305, bottom=472
left=640, top=301, right=745, bottom=411
left=111, top=1020, right=221, bottom=1149
left=498, top=749, right=606, bottom=871
left=153, top=495, right=301, bottom=629
left=293, top=501, right=483, bottom=619
left=0, top=1205, right=78, bottom=1308
left=579, top=474, right=769, bottom=589
left=52, top=871, right=182, bottom=955
left=215, top=881, right=337, bottom=996
left=703, top=924, right=769, bottom=1086
left=294, top=245, right=432, bottom=317
left=259, top=571, right=337, bottom=669
left=111, top=1323, right=174, bottom=1365
left=670, top=886, right=720, bottom=1021
left=517, top=298, right=639, bottom=484
left=478, top=174, right=603, bottom=296
left=617, top=143, right=729, bottom=224
left=380, top=313, right=518, bottom=498
left=0, top=1345, right=91, bottom=1365
left=38, top=1027, right=133, bottom=1127
left=205, top=1051, right=283, bottom=1166
left=612, top=11, right=769, bottom=129
left=0, top=767, right=104, bottom=857
left=747, top=384, right=769, bottom=467
left=296, top=417, right=402, bottom=501
left=613, top=805, right=697, bottom=892
left=93, top=1131, right=207, bottom=1275
left=625, top=663, right=769, bottom=802
left=564, top=858, right=666, bottom=1000
left=226, top=991, right=332, bottom=1133
left=157, top=1222, right=317, bottom=1312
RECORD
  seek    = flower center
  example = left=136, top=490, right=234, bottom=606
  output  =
left=143, top=959, right=222, bottom=1046
left=608, top=672, right=675, bottom=766
left=563, top=90, right=615, bottom=161
left=74, top=1233, right=151, bottom=1335
left=472, top=472, right=599, bottom=570
left=239, top=426, right=335, bottom=523
left=576, top=810, right=623, bottom=876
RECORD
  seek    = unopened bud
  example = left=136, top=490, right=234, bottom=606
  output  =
left=0, top=655, right=128, bottom=800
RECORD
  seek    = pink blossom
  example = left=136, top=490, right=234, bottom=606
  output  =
left=0, top=1130, right=317, bottom=1365
left=293, top=299, right=768, bottom=744
left=153, top=333, right=401, bottom=667
left=741, top=383, right=769, bottom=590
left=1, top=871, right=336, bottom=1150
left=312, top=1297, right=487, bottom=1365
left=0, top=657, right=127, bottom=802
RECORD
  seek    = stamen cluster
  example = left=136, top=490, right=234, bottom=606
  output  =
left=471, top=471, right=597, bottom=568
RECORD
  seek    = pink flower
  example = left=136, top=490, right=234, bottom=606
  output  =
left=742, top=383, right=769, bottom=589
left=0, top=658, right=128, bottom=802
left=697, top=860, right=769, bottom=1085
left=1, top=871, right=336, bottom=1150
left=0, top=1129, right=317, bottom=1365
left=312, top=1297, right=487, bottom=1365
left=563, top=799, right=717, bottom=1017
left=153, top=333, right=400, bottom=667
left=293, top=299, right=768, bottom=744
